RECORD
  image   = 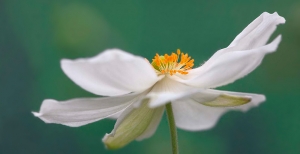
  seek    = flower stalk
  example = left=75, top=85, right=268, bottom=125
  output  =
left=166, top=103, right=179, bottom=154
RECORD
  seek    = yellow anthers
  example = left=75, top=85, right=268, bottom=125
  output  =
left=177, top=49, right=181, bottom=55
left=150, top=49, right=194, bottom=76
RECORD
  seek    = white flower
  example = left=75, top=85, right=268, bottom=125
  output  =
left=33, top=12, right=285, bottom=149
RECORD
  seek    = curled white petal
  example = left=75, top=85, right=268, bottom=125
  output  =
left=61, top=49, right=161, bottom=96
left=32, top=92, right=143, bottom=127
left=181, top=35, right=282, bottom=88
left=171, top=12, right=285, bottom=88
left=228, top=12, right=285, bottom=49
left=210, top=12, right=285, bottom=60
left=172, top=89, right=265, bottom=131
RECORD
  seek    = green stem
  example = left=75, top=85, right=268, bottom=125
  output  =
left=166, top=103, right=179, bottom=154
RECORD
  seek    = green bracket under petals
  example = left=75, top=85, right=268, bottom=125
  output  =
left=201, top=94, right=251, bottom=107
left=103, top=101, right=156, bottom=150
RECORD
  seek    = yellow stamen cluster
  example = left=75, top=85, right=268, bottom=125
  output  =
left=151, top=49, right=194, bottom=75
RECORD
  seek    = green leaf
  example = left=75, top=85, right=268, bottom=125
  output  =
left=201, top=94, right=251, bottom=107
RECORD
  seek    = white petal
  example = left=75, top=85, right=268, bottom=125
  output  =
left=172, top=89, right=265, bottom=131
left=210, top=12, right=285, bottom=60
left=61, top=49, right=161, bottom=96
left=146, top=77, right=199, bottom=108
left=170, top=12, right=285, bottom=88
left=32, top=92, right=143, bottom=127
left=228, top=12, right=285, bottom=49
left=181, top=35, right=282, bottom=88
left=107, top=109, right=124, bottom=120
left=102, top=101, right=164, bottom=149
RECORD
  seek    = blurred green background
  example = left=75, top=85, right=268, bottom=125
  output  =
left=1, top=0, right=299, bottom=153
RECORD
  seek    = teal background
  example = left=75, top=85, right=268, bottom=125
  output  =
left=1, top=0, right=299, bottom=154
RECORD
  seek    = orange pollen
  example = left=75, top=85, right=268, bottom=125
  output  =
left=150, top=49, right=194, bottom=76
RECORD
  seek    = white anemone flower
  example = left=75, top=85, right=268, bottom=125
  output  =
left=33, top=12, right=285, bottom=149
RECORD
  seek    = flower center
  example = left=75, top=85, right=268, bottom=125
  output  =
left=150, top=49, right=194, bottom=76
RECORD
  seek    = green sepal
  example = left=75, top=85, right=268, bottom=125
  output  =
left=202, top=94, right=251, bottom=107
left=103, top=101, right=156, bottom=150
